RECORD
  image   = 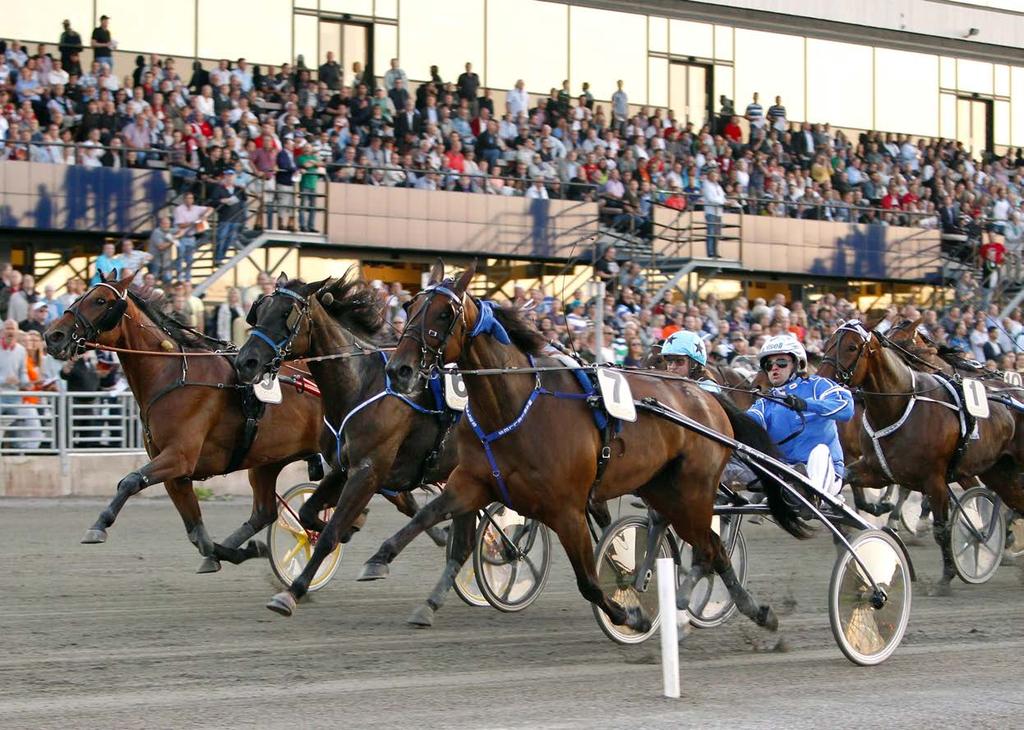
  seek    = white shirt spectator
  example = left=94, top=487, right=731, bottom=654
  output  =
left=702, top=177, right=726, bottom=216
left=507, top=87, right=529, bottom=119
left=526, top=182, right=549, bottom=200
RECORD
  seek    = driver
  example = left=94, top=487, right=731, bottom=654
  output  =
left=746, top=334, right=854, bottom=502
left=661, top=331, right=719, bottom=393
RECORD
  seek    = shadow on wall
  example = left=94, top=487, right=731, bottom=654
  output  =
left=808, top=224, right=887, bottom=279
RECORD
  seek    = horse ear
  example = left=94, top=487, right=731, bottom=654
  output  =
left=909, top=316, right=923, bottom=331
left=117, top=270, right=135, bottom=290
left=428, top=259, right=445, bottom=285
left=454, top=260, right=477, bottom=295
left=276, top=272, right=289, bottom=288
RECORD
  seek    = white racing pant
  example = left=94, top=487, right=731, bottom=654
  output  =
left=806, top=443, right=843, bottom=501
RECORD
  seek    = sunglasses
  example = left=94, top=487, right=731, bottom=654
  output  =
left=762, top=357, right=792, bottom=371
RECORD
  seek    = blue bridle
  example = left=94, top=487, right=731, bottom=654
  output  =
left=248, top=286, right=309, bottom=369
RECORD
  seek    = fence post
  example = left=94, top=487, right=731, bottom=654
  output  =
left=657, top=556, right=680, bottom=699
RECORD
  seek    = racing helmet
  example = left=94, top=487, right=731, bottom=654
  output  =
left=662, top=331, right=708, bottom=366
left=758, top=334, right=807, bottom=372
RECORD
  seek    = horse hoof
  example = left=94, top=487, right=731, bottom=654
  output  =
left=248, top=540, right=270, bottom=559
left=356, top=561, right=390, bottom=581
left=266, top=591, right=297, bottom=617
left=407, top=603, right=435, bottom=627
left=625, top=605, right=651, bottom=633
left=81, top=528, right=108, bottom=544
left=757, top=605, right=779, bottom=632
left=196, top=557, right=222, bottom=574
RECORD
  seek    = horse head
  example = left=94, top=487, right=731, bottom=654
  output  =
left=385, top=259, right=477, bottom=394
left=818, top=320, right=880, bottom=386
left=235, top=273, right=325, bottom=384
left=44, top=271, right=134, bottom=360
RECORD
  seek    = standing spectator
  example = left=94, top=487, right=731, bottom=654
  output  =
left=297, top=143, right=321, bottom=232
left=172, top=192, right=211, bottom=283
left=251, top=132, right=278, bottom=230
left=318, top=51, right=341, bottom=90
left=507, top=80, right=529, bottom=120
left=0, top=319, right=31, bottom=450
left=58, top=19, right=84, bottom=69
left=744, top=92, right=764, bottom=138
left=384, top=58, right=407, bottom=92
left=118, top=239, right=152, bottom=284
left=232, top=58, right=253, bottom=93
left=457, top=62, right=480, bottom=111
left=767, top=96, right=786, bottom=132
left=274, top=137, right=299, bottom=231
left=216, top=287, right=247, bottom=344
left=702, top=167, right=726, bottom=258
left=90, top=15, right=114, bottom=65
left=38, top=285, right=63, bottom=324
left=594, top=246, right=620, bottom=296
left=60, top=352, right=102, bottom=446
left=209, top=169, right=247, bottom=264
left=611, top=80, right=628, bottom=133
left=6, top=271, right=36, bottom=324
left=19, top=302, right=49, bottom=335
left=387, top=78, right=409, bottom=116
left=147, top=216, right=176, bottom=283
left=57, top=277, right=85, bottom=314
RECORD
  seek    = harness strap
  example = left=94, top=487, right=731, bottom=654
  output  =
left=225, top=387, right=266, bottom=473
left=250, top=327, right=290, bottom=353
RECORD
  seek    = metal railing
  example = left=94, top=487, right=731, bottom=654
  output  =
left=0, top=391, right=144, bottom=457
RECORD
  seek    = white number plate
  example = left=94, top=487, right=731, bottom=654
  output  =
left=254, top=374, right=283, bottom=404
left=596, top=368, right=637, bottom=422
left=1002, top=371, right=1022, bottom=387
left=443, top=366, right=468, bottom=412
left=962, top=378, right=989, bottom=419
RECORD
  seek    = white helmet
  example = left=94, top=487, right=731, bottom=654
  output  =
left=758, top=334, right=807, bottom=372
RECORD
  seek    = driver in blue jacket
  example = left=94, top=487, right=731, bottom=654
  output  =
left=746, top=334, right=855, bottom=501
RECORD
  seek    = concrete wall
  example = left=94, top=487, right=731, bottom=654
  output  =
left=0, top=452, right=309, bottom=498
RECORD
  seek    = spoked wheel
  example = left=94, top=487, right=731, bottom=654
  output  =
left=950, top=486, right=1005, bottom=584
left=829, top=529, right=912, bottom=666
left=472, top=504, right=552, bottom=613
left=592, top=514, right=669, bottom=645
left=449, top=515, right=488, bottom=608
left=681, top=515, right=747, bottom=629
left=897, top=490, right=927, bottom=536
left=1006, top=511, right=1024, bottom=560
left=267, top=482, right=342, bottom=592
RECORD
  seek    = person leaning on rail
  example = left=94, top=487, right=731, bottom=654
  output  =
left=746, top=334, right=854, bottom=503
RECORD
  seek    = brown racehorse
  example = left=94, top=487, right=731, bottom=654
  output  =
left=43, top=273, right=325, bottom=571
left=818, top=320, right=1024, bottom=592
left=361, top=261, right=809, bottom=636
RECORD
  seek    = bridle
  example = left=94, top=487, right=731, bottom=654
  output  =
left=64, top=282, right=129, bottom=353
left=400, top=280, right=468, bottom=377
left=820, top=321, right=872, bottom=385
left=246, top=285, right=311, bottom=374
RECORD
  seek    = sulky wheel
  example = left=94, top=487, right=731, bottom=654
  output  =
left=592, top=514, right=669, bottom=645
left=950, top=486, right=1005, bottom=584
left=1006, top=510, right=1024, bottom=560
left=472, top=503, right=552, bottom=613
left=267, top=482, right=342, bottom=592
left=449, top=514, right=488, bottom=608
left=683, top=515, right=747, bottom=630
left=829, top=529, right=912, bottom=666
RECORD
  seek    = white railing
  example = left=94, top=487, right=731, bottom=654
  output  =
left=0, top=391, right=145, bottom=457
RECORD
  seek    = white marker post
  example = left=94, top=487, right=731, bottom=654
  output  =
left=657, top=557, right=680, bottom=698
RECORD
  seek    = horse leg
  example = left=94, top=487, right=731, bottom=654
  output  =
left=358, top=473, right=490, bottom=580
left=385, top=490, right=449, bottom=547
left=547, top=507, right=645, bottom=631
left=295, top=465, right=367, bottom=539
left=82, top=447, right=195, bottom=544
left=163, top=477, right=216, bottom=562
left=201, top=463, right=283, bottom=572
left=927, top=478, right=955, bottom=595
left=407, top=512, right=477, bottom=628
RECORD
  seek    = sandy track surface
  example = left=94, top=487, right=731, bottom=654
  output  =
left=1, top=496, right=1022, bottom=729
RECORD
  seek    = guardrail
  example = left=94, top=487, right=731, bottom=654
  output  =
left=0, top=391, right=144, bottom=458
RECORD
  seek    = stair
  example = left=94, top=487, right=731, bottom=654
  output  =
left=193, top=229, right=326, bottom=297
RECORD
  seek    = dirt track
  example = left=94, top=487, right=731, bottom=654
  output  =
left=1, top=496, right=1022, bottom=729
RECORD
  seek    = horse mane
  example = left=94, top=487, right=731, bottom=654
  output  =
left=126, top=289, right=225, bottom=351
left=490, top=304, right=549, bottom=355
left=305, top=272, right=393, bottom=343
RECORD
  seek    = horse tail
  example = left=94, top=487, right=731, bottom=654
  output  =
left=712, top=393, right=813, bottom=540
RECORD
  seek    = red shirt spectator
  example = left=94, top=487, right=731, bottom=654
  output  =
left=881, top=191, right=901, bottom=210
left=724, top=120, right=742, bottom=143
left=980, top=240, right=1006, bottom=265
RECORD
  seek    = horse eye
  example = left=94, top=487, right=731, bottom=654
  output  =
left=96, top=298, right=106, bottom=305
left=439, top=309, right=452, bottom=321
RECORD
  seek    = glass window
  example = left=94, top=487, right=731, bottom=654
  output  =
left=714, top=25, right=733, bottom=61
left=940, top=57, right=956, bottom=89
left=874, top=48, right=938, bottom=136
left=487, top=0, right=567, bottom=94
left=648, top=57, right=668, bottom=109
left=6, top=0, right=92, bottom=46
left=569, top=6, right=646, bottom=104
left=714, top=65, right=734, bottom=111
left=322, top=0, right=374, bottom=15
left=995, top=100, right=1010, bottom=147
left=399, top=0, right=484, bottom=83
left=805, top=39, right=872, bottom=131
left=373, top=23, right=397, bottom=77
left=375, top=0, right=398, bottom=18
left=957, top=59, right=993, bottom=95
left=995, top=64, right=1010, bottom=97
left=295, top=0, right=317, bottom=8
left=649, top=16, right=667, bottom=54
left=295, top=14, right=318, bottom=69
left=198, top=0, right=291, bottom=64
left=1012, top=67, right=1024, bottom=146
left=669, top=20, right=713, bottom=59
left=734, top=29, right=804, bottom=122
left=940, top=93, right=956, bottom=140
left=97, top=0, right=196, bottom=57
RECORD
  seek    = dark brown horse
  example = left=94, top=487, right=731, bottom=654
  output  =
left=234, top=274, right=466, bottom=623
left=360, top=261, right=809, bottom=636
left=43, top=274, right=325, bottom=571
left=818, top=321, right=1024, bottom=591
